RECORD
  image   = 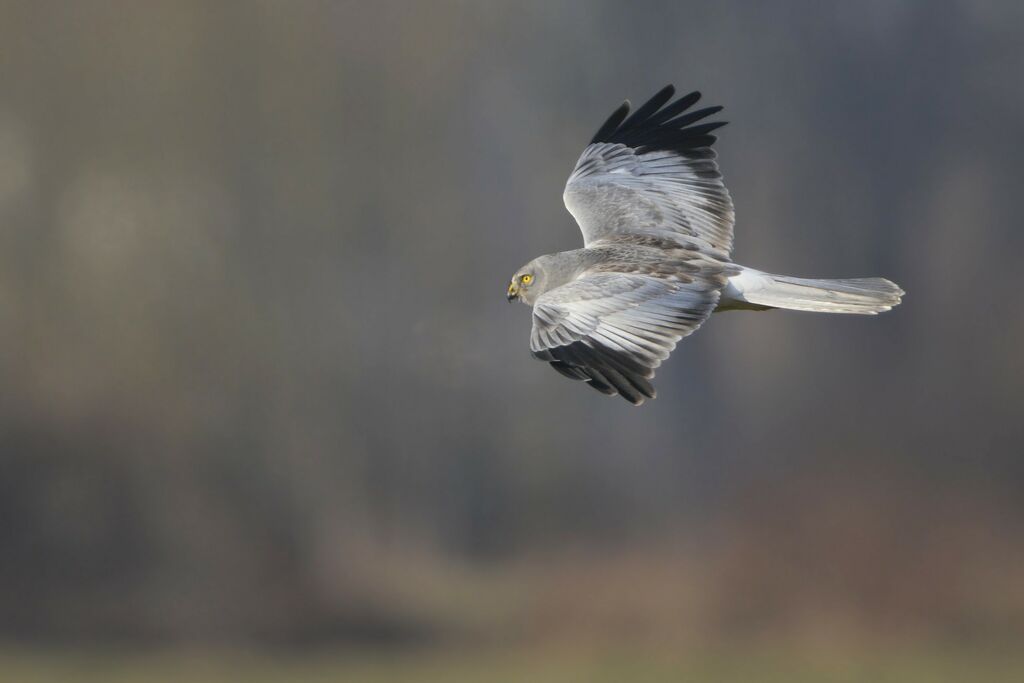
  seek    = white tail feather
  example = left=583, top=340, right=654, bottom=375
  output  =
left=719, top=267, right=904, bottom=315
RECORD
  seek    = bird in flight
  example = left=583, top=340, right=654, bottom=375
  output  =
left=506, top=85, right=903, bottom=405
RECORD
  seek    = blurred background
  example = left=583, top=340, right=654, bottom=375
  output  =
left=2, top=1, right=1024, bottom=680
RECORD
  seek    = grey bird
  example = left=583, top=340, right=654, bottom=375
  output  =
left=506, top=84, right=903, bottom=405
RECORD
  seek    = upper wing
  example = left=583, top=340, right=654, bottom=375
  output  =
left=563, top=85, right=735, bottom=256
left=530, top=272, right=722, bottom=405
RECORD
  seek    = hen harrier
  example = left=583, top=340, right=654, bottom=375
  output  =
left=507, top=85, right=903, bottom=405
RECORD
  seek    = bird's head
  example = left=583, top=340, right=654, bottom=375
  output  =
left=506, top=257, right=549, bottom=305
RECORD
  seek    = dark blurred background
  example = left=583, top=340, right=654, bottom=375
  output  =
left=2, top=1, right=1023, bottom=680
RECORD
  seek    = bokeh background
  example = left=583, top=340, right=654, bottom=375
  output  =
left=2, top=1, right=1024, bottom=680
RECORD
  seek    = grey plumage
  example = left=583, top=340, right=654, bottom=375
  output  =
left=507, top=85, right=904, bottom=405
left=718, top=270, right=903, bottom=314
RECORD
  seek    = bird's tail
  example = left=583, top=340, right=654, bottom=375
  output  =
left=721, top=267, right=904, bottom=314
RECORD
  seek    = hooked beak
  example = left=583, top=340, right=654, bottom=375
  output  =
left=506, top=280, right=519, bottom=302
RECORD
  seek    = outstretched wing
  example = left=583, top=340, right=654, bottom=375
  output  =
left=530, top=272, right=722, bottom=405
left=564, top=85, right=735, bottom=256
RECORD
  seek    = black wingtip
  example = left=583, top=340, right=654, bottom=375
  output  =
left=589, top=85, right=726, bottom=156
left=590, top=99, right=631, bottom=144
left=618, top=86, right=675, bottom=131
left=536, top=341, right=657, bottom=406
left=654, top=84, right=677, bottom=104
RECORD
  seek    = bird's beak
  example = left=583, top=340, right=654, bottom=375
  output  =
left=506, top=280, right=519, bottom=302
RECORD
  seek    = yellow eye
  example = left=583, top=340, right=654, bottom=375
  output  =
left=521, top=274, right=533, bottom=285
